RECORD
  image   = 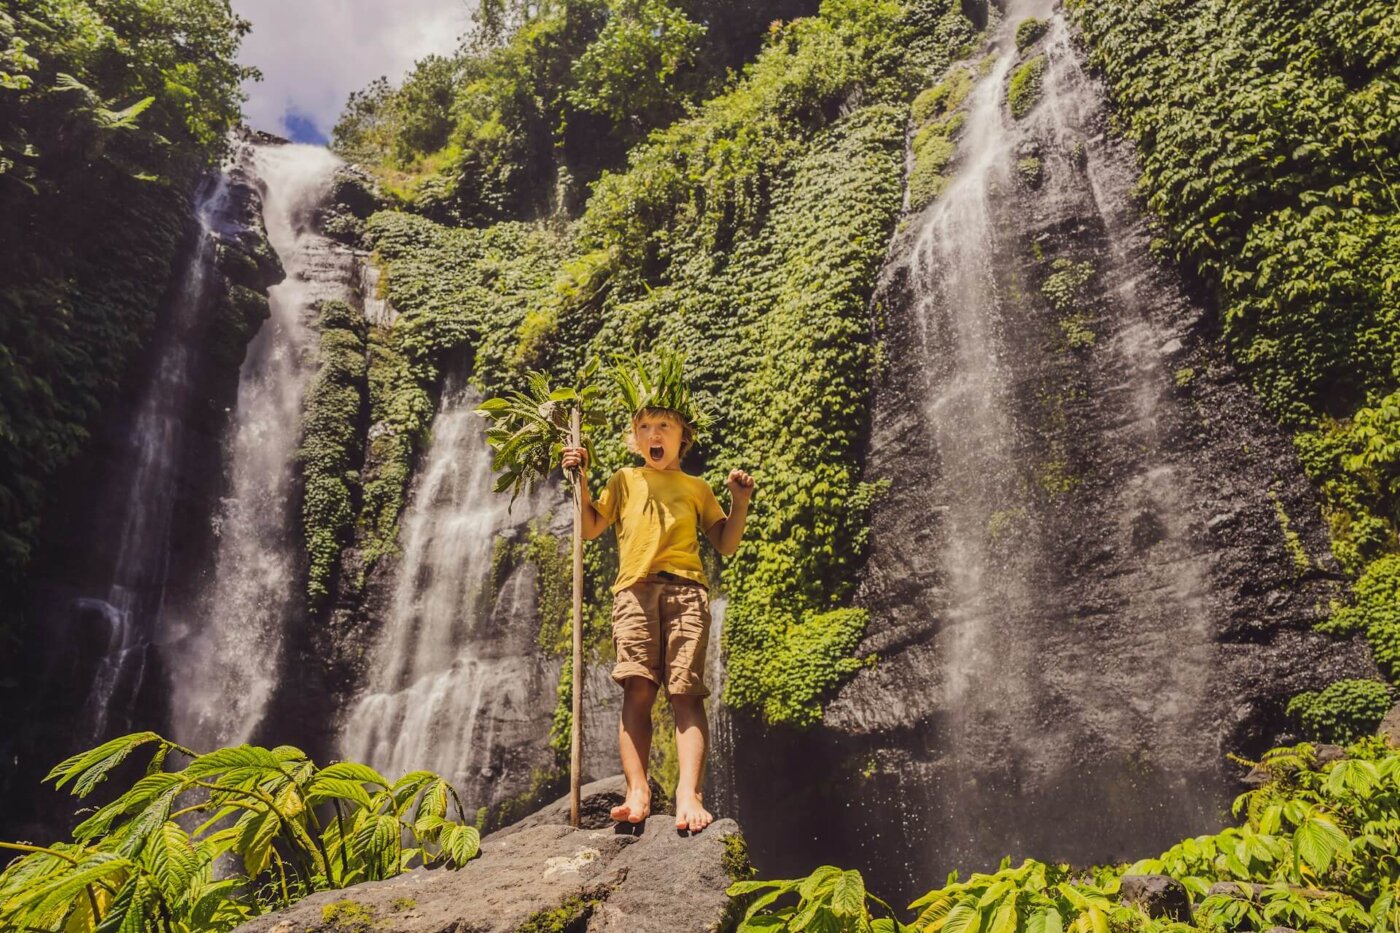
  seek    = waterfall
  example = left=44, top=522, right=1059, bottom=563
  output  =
left=703, top=596, right=738, bottom=814
left=899, top=0, right=1219, bottom=864
left=165, top=143, right=353, bottom=751
left=724, top=0, right=1335, bottom=897
left=339, top=383, right=558, bottom=805
left=71, top=175, right=233, bottom=741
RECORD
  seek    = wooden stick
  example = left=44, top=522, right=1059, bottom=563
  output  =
left=569, top=406, right=584, bottom=828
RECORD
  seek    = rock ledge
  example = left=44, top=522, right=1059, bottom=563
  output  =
left=235, top=776, right=745, bottom=933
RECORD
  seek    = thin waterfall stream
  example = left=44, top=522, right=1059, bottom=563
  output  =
left=72, top=175, right=233, bottom=742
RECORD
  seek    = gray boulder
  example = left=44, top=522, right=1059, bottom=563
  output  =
left=234, top=778, right=741, bottom=933
left=1119, top=874, right=1191, bottom=922
left=1377, top=701, right=1400, bottom=746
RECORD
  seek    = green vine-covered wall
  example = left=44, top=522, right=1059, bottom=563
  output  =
left=337, top=0, right=985, bottom=730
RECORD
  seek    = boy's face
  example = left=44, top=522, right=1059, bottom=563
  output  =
left=633, top=412, right=683, bottom=470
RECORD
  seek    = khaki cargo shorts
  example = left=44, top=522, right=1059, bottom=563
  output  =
left=611, top=575, right=712, bottom=698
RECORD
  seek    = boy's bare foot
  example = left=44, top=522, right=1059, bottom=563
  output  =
left=610, top=784, right=651, bottom=824
left=674, top=790, right=712, bottom=833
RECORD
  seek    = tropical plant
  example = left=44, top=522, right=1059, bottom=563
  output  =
left=729, top=864, right=911, bottom=932
left=0, top=732, right=481, bottom=932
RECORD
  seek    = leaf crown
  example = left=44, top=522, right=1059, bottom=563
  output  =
left=610, top=347, right=712, bottom=443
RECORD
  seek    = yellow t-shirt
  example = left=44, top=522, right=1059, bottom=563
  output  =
left=594, top=466, right=727, bottom=593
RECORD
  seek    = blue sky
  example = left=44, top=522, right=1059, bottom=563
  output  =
left=231, top=0, right=472, bottom=144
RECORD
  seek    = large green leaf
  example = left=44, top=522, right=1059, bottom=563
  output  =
left=829, top=869, right=866, bottom=919
left=45, top=733, right=163, bottom=798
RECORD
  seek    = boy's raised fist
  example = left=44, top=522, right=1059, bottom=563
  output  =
left=562, top=446, right=589, bottom=471
left=727, top=468, right=756, bottom=500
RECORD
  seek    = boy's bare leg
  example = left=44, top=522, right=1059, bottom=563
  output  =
left=670, top=694, right=713, bottom=832
left=611, top=676, right=658, bottom=823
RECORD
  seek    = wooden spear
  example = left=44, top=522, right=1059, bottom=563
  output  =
left=569, top=406, right=584, bottom=828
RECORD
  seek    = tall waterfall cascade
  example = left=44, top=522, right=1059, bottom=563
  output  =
left=164, top=143, right=355, bottom=751
left=728, top=0, right=1373, bottom=899
left=71, top=176, right=234, bottom=742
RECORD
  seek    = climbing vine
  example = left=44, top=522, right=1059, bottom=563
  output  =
left=359, top=0, right=982, bottom=728
left=297, top=300, right=368, bottom=610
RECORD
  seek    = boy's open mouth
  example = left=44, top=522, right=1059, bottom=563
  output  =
left=649, top=445, right=664, bottom=461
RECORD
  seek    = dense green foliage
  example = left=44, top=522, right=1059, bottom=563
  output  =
left=1068, top=0, right=1400, bottom=698
left=331, top=0, right=824, bottom=222
left=1289, top=679, right=1394, bottom=746
left=0, top=0, right=254, bottom=580
left=733, top=740, right=1400, bottom=931
left=298, top=301, right=368, bottom=610
left=355, top=0, right=980, bottom=726
left=0, top=733, right=480, bottom=931
left=532, top=0, right=976, bottom=727
left=308, top=216, right=567, bottom=590
left=1005, top=54, right=1044, bottom=119
left=1014, top=18, right=1047, bottom=52
left=908, top=64, right=971, bottom=211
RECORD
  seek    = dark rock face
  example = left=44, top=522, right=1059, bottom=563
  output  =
left=3, top=137, right=282, bottom=844
left=1378, top=702, right=1400, bottom=746
left=234, top=782, right=741, bottom=933
left=725, top=8, right=1375, bottom=904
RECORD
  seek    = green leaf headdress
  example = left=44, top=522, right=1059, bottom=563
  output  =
left=475, top=359, right=605, bottom=505
left=609, top=347, right=712, bottom=443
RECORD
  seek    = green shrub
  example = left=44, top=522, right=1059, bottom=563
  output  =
left=1016, top=155, right=1043, bottom=188
left=1288, top=679, right=1393, bottom=744
left=1015, top=17, right=1049, bottom=50
left=0, top=733, right=481, bottom=932
left=1006, top=54, right=1045, bottom=118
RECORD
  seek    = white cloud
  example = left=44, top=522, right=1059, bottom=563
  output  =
left=231, top=0, right=474, bottom=142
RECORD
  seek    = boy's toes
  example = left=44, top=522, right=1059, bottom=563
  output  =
left=675, top=799, right=713, bottom=833
left=616, top=788, right=650, bottom=824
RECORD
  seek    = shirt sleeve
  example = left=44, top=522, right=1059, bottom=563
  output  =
left=697, top=478, right=727, bottom=534
left=593, top=470, right=624, bottom=527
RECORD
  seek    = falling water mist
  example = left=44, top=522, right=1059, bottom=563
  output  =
left=65, top=175, right=233, bottom=742
left=164, top=143, right=354, bottom=752
left=339, top=382, right=560, bottom=808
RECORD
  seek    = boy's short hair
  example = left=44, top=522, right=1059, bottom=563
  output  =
left=626, top=407, right=697, bottom=458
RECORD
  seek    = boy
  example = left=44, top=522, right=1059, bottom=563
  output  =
left=561, top=406, right=754, bottom=833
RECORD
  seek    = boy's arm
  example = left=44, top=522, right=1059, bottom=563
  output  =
left=706, top=469, right=755, bottom=556
left=577, top=475, right=610, bottom=540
